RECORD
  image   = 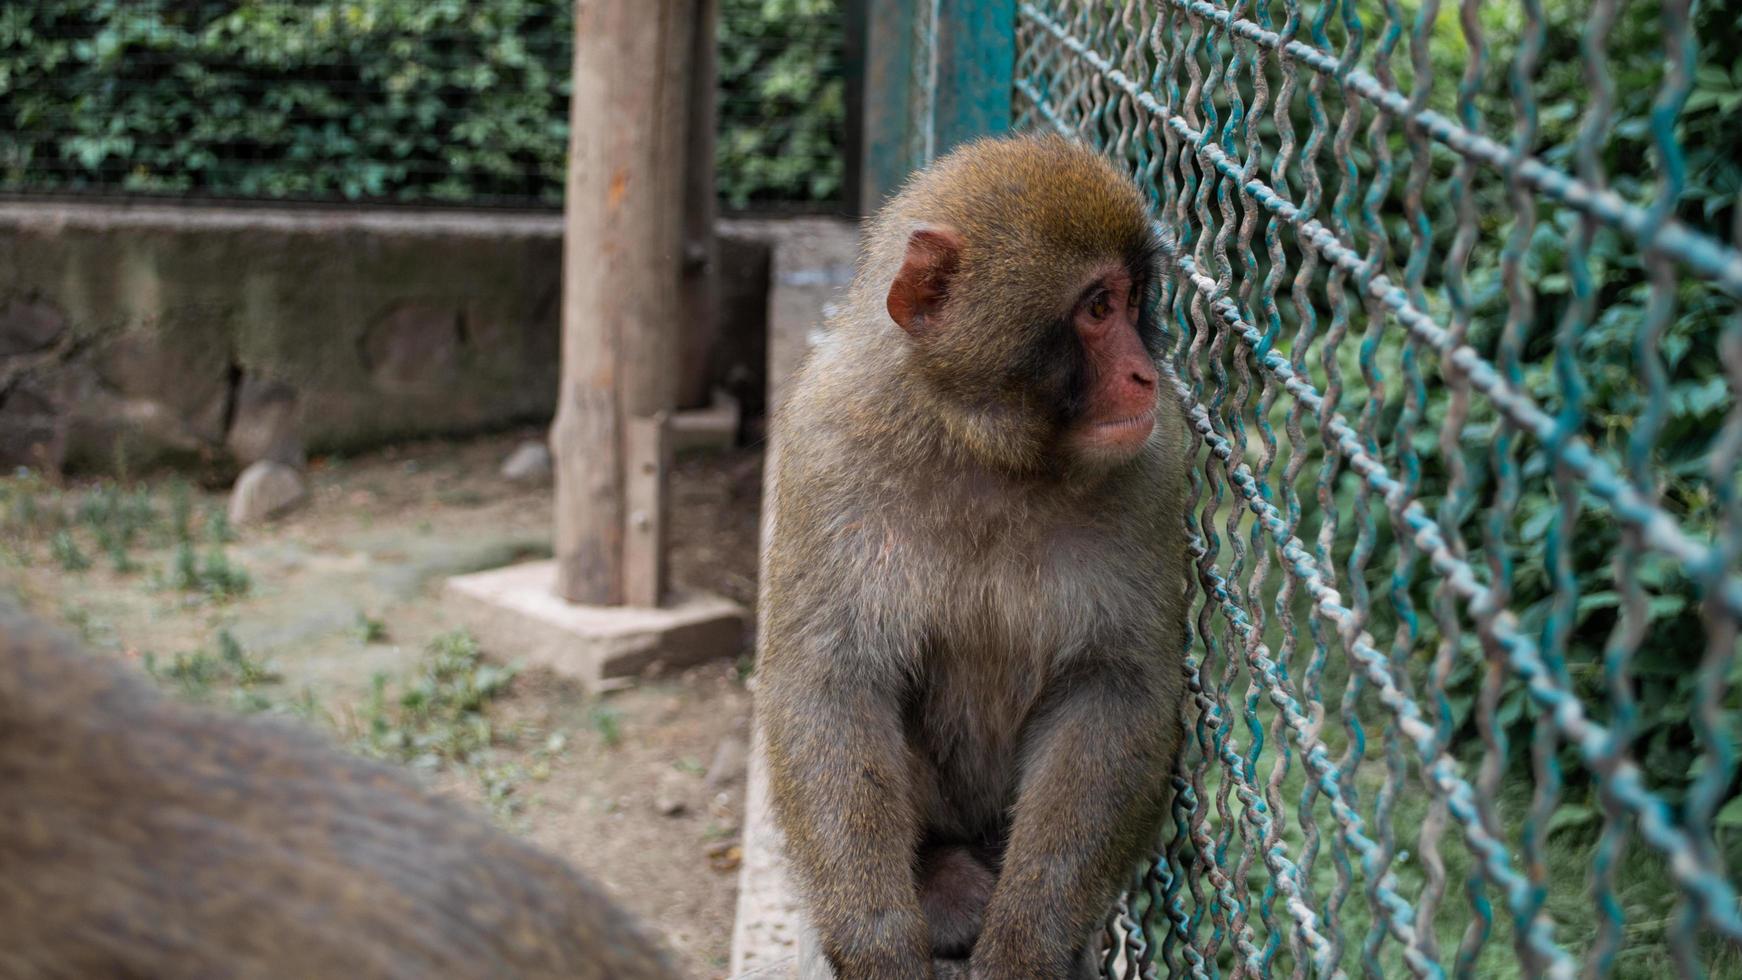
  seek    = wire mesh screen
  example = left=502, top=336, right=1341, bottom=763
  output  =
left=1011, top=0, right=1742, bottom=976
left=0, top=0, right=844, bottom=209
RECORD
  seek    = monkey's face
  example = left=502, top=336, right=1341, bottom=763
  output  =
left=1057, top=262, right=1161, bottom=467
left=880, top=135, right=1164, bottom=475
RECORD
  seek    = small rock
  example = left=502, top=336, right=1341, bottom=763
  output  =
left=500, top=440, right=553, bottom=484
left=228, top=460, right=308, bottom=525
left=654, top=768, right=695, bottom=817
left=706, top=842, right=743, bottom=873
left=704, top=735, right=748, bottom=790
left=226, top=375, right=304, bottom=467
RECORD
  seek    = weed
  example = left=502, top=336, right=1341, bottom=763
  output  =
left=145, top=631, right=278, bottom=700
left=217, top=629, right=279, bottom=686
left=2, top=471, right=62, bottom=536
left=355, top=631, right=517, bottom=770
left=206, top=506, right=234, bottom=544
left=147, top=649, right=224, bottom=699
left=589, top=704, right=623, bottom=749
left=198, top=545, right=250, bottom=598
left=49, top=530, right=89, bottom=571
left=287, top=686, right=328, bottom=725
left=353, top=612, right=389, bottom=644
left=167, top=480, right=192, bottom=543
left=60, top=604, right=100, bottom=644
left=344, top=632, right=534, bottom=819
left=165, top=539, right=250, bottom=599
left=230, top=689, right=274, bottom=714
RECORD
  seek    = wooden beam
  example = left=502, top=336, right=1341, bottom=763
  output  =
left=622, top=413, right=671, bottom=608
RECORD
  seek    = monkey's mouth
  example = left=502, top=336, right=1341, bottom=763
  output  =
left=1091, top=409, right=1156, bottom=434
left=1079, top=408, right=1157, bottom=456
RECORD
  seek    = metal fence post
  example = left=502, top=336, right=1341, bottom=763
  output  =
left=854, top=0, right=1017, bottom=212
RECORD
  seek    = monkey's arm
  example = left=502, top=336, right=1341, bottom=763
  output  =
left=758, top=627, right=933, bottom=980
left=971, top=656, right=1177, bottom=980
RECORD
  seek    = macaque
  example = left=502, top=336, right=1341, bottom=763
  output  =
left=757, top=134, right=1190, bottom=979
left=0, top=605, right=677, bottom=980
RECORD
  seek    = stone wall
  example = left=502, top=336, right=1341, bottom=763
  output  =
left=0, top=201, right=774, bottom=477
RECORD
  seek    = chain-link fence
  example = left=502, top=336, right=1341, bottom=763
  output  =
left=1007, top=0, right=1742, bottom=976
left=0, top=0, right=844, bottom=210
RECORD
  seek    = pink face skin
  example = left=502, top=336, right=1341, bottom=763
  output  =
left=1065, top=265, right=1159, bottom=464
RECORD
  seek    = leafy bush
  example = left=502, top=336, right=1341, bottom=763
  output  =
left=0, top=0, right=843, bottom=206
left=1400, top=0, right=1741, bottom=811
left=717, top=0, right=845, bottom=208
left=1208, top=0, right=1741, bottom=813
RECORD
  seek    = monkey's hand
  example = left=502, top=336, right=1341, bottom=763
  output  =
left=758, top=630, right=933, bottom=980
left=968, top=657, right=1176, bottom=980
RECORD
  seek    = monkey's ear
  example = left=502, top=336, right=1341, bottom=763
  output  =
left=887, top=226, right=963, bottom=334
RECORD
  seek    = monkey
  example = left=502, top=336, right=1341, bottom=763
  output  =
left=755, top=133, right=1191, bottom=980
left=0, top=602, right=679, bottom=980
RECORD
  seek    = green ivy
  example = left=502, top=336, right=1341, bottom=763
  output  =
left=0, top=0, right=843, bottom=206
left=717, top=0, right=845, bottom=208
left=1279, top=0, right=1742, bottom=813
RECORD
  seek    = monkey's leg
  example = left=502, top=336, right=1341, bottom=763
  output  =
left=917, top=843, right=998, bottom=958
left=968, top=663, right=1174, bottom=980
left=761, top=659, right=933, bottom=980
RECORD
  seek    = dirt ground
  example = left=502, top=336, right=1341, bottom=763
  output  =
left=0, top=430, right=764, bottom=978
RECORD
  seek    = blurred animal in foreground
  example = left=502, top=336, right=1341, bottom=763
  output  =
left=0, top=603, right=678, bottom=980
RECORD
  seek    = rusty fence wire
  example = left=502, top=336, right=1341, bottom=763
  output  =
left=1010, top=0, right=1742, bottom=976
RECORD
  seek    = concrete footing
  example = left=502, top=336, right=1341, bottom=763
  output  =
left=670, top=389, right=742, bottom=453
left=444, top=559, right=745, bottom=691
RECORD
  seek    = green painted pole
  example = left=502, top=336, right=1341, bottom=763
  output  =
left=854, top=0, right=1016, bottom=213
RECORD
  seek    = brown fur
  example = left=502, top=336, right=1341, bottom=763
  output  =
left=756, top=134, right=1190, bottom=979
left=0, top=603, right=677, bottom=980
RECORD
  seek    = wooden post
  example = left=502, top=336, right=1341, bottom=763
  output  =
left=623, top=413, right=672, bottom=607
left=678, top=0, right=721, bottom=411
left=552, top=0, right=695, bottom=606
left=855, top=0, right=1017, bottom=212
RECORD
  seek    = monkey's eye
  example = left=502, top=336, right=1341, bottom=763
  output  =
left=1086, top=291, right=1113, bottom=321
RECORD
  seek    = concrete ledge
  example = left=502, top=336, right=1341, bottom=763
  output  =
left=730, top=216, right=860, bottom=979
left=729, top=729, right=805, bottom=978
left=443, top=559, right=745, bottom=690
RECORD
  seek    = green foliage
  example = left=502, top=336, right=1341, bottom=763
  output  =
left=357, top=629, right=517, bottom=769
left=0, top=0, right=574, bottom=204
left=166, top=538, right=251, bottom=598
left=588, top=703, right=623, bottom=749
left=145, top=629, right=280, bottom=700
left=49, top=529, right=89, bottom=571
left=353, top=611, right=389, bottom=644
left=717, top=0, right=845, bottom=208
left=1213, top=0, right=1742, bottom=811
left=0, top=0, right=844, bottom=206
left=1404, top=0, right=1742, bottom=808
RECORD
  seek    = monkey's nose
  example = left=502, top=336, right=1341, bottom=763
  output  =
left=1131, top=367, right=1157, bottom=388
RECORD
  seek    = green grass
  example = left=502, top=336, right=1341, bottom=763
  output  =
left=353, top=611, right=389, bottom=644
left=144, top=629, right=281, bottom=701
